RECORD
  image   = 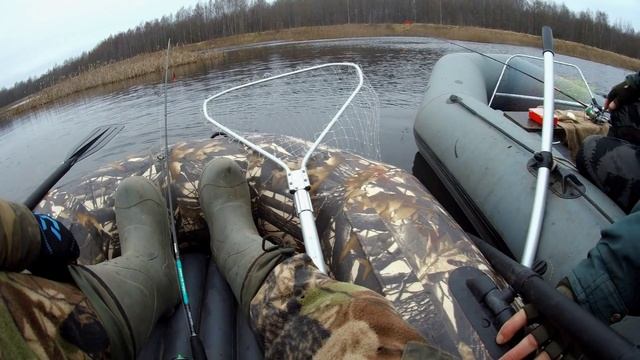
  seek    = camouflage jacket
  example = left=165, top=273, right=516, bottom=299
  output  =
left=626, top=72, right=640, bottom=89
left=568, top=203, right=640, bottom=324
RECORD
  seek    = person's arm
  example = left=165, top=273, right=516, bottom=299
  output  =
left=0, top=199, right=79, bottom=280
left=0, top=199, right=42, bottom=271
left=626, top=71, right=640, bottom=89
left=496, top=204, right=640, bottom=359
left=606, top=72, right=640, bottom=110
left=567, top=203, right=640, bottom=323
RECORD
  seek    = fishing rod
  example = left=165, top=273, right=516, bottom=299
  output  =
left=162, top=39, right=207, bottom=360
left=440, top=37, right=606, bottom=118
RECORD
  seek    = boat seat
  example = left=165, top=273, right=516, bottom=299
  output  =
left=503, top=111, right=565, bottom=136
left=138, top=253, right=263, bottom=359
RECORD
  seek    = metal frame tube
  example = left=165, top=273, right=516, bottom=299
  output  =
left=294, top=190, right=327, bottom=274
left=494, top=93, right=583, bottom=108
left=489, top=53, right=594, bottom=108
left=489, top=54, right=519, bottom=106
left=302, top=65, right=364, bottom=168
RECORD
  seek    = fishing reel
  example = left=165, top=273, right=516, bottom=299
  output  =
left=585, top=104, right=609, bottom=124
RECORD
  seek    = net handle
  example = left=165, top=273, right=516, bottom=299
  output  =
left=202, top=62, right=365, bottom=172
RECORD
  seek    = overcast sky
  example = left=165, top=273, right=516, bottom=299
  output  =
left=0, top=0, right=637, bottom=89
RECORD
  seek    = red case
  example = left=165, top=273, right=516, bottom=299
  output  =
left=528, top=108, right=558, bottom=126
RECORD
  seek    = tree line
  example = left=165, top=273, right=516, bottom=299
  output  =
left=2, top=0, right=639, bottom=109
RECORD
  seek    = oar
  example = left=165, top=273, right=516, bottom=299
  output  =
left=470, top=234, right=640, bottom=359
left=520, top=26, right=555, bottom=267
left=24, top=124, right=124, bottom=210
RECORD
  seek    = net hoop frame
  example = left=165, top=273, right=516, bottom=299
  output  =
left=203, top=62, right=364, bottom=172
left=202, top=62, right=366, bottom=273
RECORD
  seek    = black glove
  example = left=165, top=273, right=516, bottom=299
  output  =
left=28, top=214, right=79, bottom=282
left=606, top=79, right=640, bottom=111
left=497, top=281, right=581, bottom=360
left=500, top=303, right=581, bottom=360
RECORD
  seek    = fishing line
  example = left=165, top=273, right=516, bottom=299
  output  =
left=162, top=39, right=207, bottom=359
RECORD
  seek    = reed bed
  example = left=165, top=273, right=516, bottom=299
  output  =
left=3, top=24, right=638, bottom=120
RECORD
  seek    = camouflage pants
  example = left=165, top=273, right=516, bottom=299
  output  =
left=249, top=254, right=442, bottom=360
left=577, top=135, right=640, bottom=212
left=0, top=199, right=110, bottom=359
left=0, top=271, right=110, bottom=359
left=1, top=198, right=438, bottom=359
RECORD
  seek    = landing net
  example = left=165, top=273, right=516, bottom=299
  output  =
left=202, top=62, right=380, bottom=273
left=202, top=62, right=380, bottom=168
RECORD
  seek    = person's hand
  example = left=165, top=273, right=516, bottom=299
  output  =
left=28, top=214, right=79, bottom=281
left=496, top=305, right=563, bottom=360
left=606, top=80, right=640, bottom=111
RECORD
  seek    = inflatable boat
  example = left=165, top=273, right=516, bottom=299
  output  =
left=414, top=52, right=625, bottom=285
left=25, top=55, right=636, bottom=358
left=34, top=134, right=509, bottom=359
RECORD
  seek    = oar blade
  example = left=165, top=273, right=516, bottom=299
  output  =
left=25, top=124, right=124, bottom=210
left=69, top=124, right=124, bottom=162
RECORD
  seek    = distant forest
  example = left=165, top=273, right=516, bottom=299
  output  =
left=2, top=0, right=639, bottom=108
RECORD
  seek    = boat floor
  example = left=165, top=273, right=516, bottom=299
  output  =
left=138, top=252, right=263, bottom=359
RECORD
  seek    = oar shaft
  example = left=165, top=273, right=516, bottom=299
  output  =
left=521, top=167, right=550, bottom=267
left=540, top=50, right=555, bottom=154
left=25, top=158, right=75, bottom=210
left=521, top=26, right=555, bottom=267
left=473, top=238, right=640, bottom=360
left=23, top=125, right=122, bottom=211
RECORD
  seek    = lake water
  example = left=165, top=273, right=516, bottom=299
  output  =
left=0, top=37, right=629, bottom=202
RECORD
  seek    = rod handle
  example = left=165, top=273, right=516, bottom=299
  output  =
left=190, top=335, right=207, bottom=360
left=542, top=26, right=554, bottom=54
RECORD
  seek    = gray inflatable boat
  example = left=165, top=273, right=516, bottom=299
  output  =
left=414, top=52, right=625, bottom=285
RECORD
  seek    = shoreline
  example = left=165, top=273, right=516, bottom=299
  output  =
left=3, top=23, right=639, bottom=120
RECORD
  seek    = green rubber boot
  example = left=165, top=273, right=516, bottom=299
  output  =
left=70, top=177, right=178, bottom=358
left=199, top=158, right=292, bottom=312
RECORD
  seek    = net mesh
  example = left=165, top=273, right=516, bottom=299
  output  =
left=203, top=63, right=380, bottom=169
